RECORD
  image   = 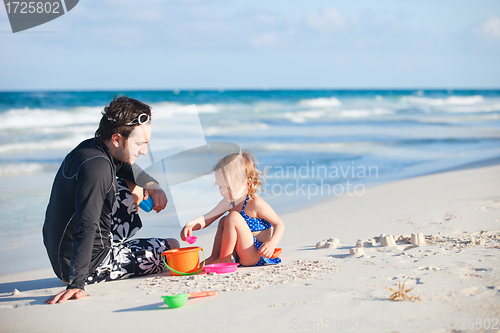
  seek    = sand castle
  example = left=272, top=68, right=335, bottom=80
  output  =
left=410, top=233, right=425, bottom=246
left=315, top=238, right=340, bottom=249
left=349, top=247, right=364, bottom=256
left=379, top=234, right=396, bottom=246
left=356, top=239, right=376, bottom=248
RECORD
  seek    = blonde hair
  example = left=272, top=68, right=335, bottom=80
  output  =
left=213, top=151, right=266, bottom=198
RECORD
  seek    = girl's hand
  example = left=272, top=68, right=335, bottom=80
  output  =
left=258, top=242, right=275, bottom=258
left=180, top=225, right=193, bottom=241
left=180, top=216, right=208, bottom=241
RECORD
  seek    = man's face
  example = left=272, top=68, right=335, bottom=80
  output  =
left=116, top=124, right=151, bottom=164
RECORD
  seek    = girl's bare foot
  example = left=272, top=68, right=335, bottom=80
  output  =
left=205, top=256, right=218, bottom=265
left=210, top=257, right=233, bottom=264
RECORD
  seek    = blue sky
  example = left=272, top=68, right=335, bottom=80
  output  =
left=1, top=0, right=499, bottom=90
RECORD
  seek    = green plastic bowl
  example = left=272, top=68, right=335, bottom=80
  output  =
left=161, top=294, right=189, bottom=309
left=162, top=293, right=189, bottom=308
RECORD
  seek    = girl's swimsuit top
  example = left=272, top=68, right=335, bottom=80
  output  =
left=240, top=196, right=272, bottom=232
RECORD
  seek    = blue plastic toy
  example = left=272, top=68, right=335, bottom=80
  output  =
left=138, top=196, right=154, bottom=212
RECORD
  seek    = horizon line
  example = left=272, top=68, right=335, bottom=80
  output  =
left=1, top=87, right=500, bottom=93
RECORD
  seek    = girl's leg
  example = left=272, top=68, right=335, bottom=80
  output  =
left=206, top=216, right=225, bottom=264
left=214, top=211, right=261, bottom=266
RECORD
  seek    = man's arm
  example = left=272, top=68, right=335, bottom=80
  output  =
left=119, top=163, right=167, bottom=212
left=118, top=163, right=157, bottom=188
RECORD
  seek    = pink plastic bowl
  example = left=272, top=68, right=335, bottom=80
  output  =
left=204, top=263, right=238, bottom=274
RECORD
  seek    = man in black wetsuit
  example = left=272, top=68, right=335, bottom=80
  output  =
left=43, top=97, right=179, bottom=304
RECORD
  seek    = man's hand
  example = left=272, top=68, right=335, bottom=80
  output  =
left=44, top=288, right=85, bottom=304
left=143, top=182, right=167, bottom=213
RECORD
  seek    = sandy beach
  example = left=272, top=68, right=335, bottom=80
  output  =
left=1, top=162, right=499, bottom=333
left=2, top=0, right=500, bottom=331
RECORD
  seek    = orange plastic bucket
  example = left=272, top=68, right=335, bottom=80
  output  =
left=162, top=247, right=205, bottom=276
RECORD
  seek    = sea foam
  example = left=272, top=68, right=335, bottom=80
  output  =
left=281, top=108, right=394, bottom=123
left=203, top=122, right=269, bottom=136
left=442, top=103, right=500, bottom=113
left=0, top=135, right=88, bottom=153
left=339, top=108, right=394, bottom=118
left=0, top=163, right=44, bottom=177
left=1, top=106, right=101, bottom=130
left=402, top=95, right=485, bottom=106
left=298, top=97, right=342, bottom=108
left=283, top=111, right=326, bottom=123
left=151, top=102, right=220, bottom=116
left=261, top=142, right=348, bottom=152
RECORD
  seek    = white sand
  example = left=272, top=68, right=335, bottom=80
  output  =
left=1, top=164, right=499, bottom=332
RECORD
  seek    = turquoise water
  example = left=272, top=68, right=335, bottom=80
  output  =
left=1, top=89, right=500, bottom=240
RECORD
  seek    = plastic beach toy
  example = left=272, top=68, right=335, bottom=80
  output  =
left=161, top=291, right=217, bottom=308
left=161, top=293, right=188, bottom=308
left=204, top=263, right=239, bottom=274
left=188, top=291, right=217, bottom=298
left=138, top=196, right=154, bottom=212
left=185, top=236, right=197, bottom=244
left=271, top=248, right=282, bottom=259
left=162, top=247, right=205, bottom=276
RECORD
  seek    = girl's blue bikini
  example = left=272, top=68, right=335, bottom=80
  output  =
left=240, top=196, right=272, bottom=232
left=233, top=196, right=281, bottom=266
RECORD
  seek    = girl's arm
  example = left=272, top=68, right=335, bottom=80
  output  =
left=253, top=196, right=285, bottom=258
left=180, top=199, right=229, bottom=241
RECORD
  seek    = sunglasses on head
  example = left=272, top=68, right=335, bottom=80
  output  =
left=107, top=113, right=150, bottom=126
left=126, top=113, right=150, bottom=126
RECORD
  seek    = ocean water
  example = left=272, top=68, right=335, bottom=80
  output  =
left=1, top=89, right=500, bottom=246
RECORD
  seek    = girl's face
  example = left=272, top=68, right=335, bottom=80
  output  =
left=215, top=169, right=248, bottom=203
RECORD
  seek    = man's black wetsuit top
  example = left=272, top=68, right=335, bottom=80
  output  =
left=43, top=137, right=156, bottom=290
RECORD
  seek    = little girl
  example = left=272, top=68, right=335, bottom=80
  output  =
left=180, top=151, right=284, bottom=267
